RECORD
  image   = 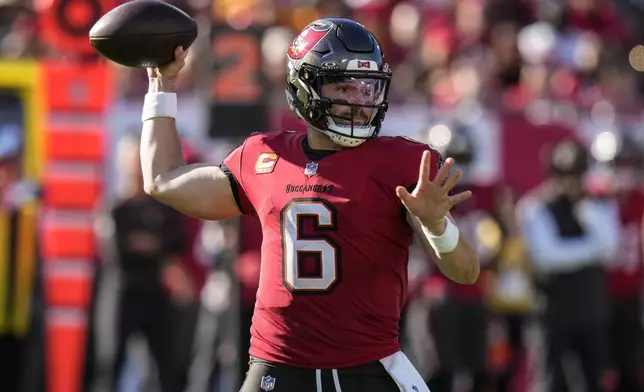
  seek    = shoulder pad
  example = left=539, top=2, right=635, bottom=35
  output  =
left=399, top=135, right=425, bottom=144
left=246, top=131, right=269, bottom=143
left=397, top=136, right=440, bottom=151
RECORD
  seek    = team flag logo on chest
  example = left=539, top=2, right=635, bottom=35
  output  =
left=304, top=161, right=318, bottom=177
left=260, top=375, right=276, bottom=391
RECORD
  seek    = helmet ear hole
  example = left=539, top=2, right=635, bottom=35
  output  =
left=306, top=99, right=324, bottom=122
left=307, top=108, right=323, bottom=121
left=299, top=67, right=316, bottom=83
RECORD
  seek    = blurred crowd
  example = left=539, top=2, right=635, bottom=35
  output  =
left=2, top=0, right=644, bottom=392
left=94, top=0, right=644, bottom=109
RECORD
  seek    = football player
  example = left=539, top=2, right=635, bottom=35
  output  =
left=605, top=136, right=644, bottom=392
left=140, top=18, right=479, bottom=392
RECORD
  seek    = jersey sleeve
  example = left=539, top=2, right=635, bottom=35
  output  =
left=221, top=143, right=256, bottom=216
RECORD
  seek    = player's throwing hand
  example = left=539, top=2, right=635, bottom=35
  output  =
left=396, top=151, right=472, bottom=229
left=147, top=46, right=189, bottom=90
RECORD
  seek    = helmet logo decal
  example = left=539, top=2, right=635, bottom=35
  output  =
left=288, top=25, right=331, bottom=60
left=346, top=59, right=378, bottom=70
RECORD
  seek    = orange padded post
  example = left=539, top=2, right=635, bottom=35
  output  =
left=45, top=274, right=93, bottom=308
left=42, top=225, right=96, bottom=260
left=42, top=61, right=113, bottom=112
left=43, top=174, right=102, bottom=210
left=46, top=126, right=104, bottom=162
left=42, top=59, right=110, bottom=392
left=47, top=316, right=88, bottom=392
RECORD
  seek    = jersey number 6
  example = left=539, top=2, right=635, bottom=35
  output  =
left=280, top=198, right=341, bottom=294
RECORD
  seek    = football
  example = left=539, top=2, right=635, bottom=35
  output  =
left=89, top=0, right=198, bottom=68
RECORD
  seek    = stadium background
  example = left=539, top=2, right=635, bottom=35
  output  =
left=1, top=0, right=644, bottom=391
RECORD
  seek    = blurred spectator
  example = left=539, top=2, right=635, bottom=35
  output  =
left=484, top=185, right=535, bottom=392
left=232, top=216, right=262, bottom=389
left=603, top=135, right=644, bottom=392
left=0, top=90, right=43, bottom=392
left=206, top=214, right=262, bottom=391
left=516, top=139, right=619, bottom=392
left=108, top=136, right=196, bottom=392
left=427, top=133, right=495, bottom=392
left=162, top=142, right=208, bottom=392
left=0, top=5, right=42, bottom=59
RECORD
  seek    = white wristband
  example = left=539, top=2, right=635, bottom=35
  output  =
left=423, top=217, right=460, bottom=254
left=141, top=92, right=178, bottom=122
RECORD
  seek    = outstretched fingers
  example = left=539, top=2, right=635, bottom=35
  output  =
left=417, top=151, right=432, bottom=188
left=448, top=190, right=472, bottom=206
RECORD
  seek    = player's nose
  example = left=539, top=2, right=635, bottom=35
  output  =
left=352, top=94, right=369, bottom=105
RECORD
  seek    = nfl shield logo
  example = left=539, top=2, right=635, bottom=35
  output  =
left=260, top=375, right=276, bottom=391
left=304, top=161, right=318, bottom=177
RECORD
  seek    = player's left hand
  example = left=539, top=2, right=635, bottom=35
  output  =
left=396, top=151, right=472, bottom=232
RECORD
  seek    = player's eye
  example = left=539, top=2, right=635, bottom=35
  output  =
left=336, top=85, right=350, bottom=94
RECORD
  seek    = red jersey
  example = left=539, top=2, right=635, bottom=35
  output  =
left=236, top=215, right=263, bottom=307
left=607, top=189, right=644, bottom=299
left=223, top=130, right=439, bottom=368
